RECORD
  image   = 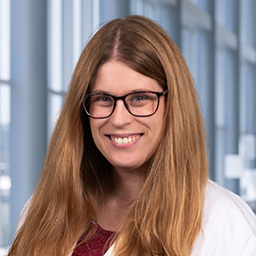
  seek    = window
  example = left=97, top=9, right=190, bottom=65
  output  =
left=0, top=0, right=11, bottom=249
left=1, top=2, right=255, bottom=251
left=47, top=0, right=100, bottom=136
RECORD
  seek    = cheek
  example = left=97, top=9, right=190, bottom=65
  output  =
left=153, top=105, right=165, bottom=142
left=89, top=119, right=95, bottom=137
left=153, top=120, right=164, bottom=145
left=89, top=119, right=107, bottom=148
left=89, top=120, right=100, bottom=145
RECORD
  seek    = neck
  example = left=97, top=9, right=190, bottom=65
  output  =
left=95, top=166, right=145, bottom=231
left=111, top=166, right=145, bottom=204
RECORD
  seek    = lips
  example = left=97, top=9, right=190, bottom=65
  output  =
left=109, top=134, right=142, bottom=145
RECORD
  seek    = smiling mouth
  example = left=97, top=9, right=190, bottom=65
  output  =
left=109, top=135, right=142, bottom=145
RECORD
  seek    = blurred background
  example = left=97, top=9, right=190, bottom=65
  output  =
left=0, top=0, right=256, bottom=253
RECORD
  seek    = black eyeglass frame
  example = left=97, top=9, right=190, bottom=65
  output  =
left=83, top=90, right=168, bottom=119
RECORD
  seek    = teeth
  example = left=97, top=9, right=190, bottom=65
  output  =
left=111, top=135, right=141, bottom=145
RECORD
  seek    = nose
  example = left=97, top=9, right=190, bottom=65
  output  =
left=109, top=99, right=133, bottom=127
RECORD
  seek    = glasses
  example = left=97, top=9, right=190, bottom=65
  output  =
left=83, top=90, right=168, bottom=119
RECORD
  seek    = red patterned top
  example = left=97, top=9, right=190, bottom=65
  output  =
left=72, top=223, right=115, bottom=256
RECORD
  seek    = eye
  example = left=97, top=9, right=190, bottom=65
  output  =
left=98, top=96, right=112, bottom=102
left=133, top=95, right=145, bottom=101
left=127, top=93, right=154, bottom=107
left=91, top=94, right=114, bottom=106
left=130, top=93, right=148, bottom=102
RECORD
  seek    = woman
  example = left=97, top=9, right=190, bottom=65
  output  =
left=8, top=15, right=256, bottom=256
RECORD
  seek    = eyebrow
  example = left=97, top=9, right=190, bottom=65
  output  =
left=90, top=88, right=155, bottom=95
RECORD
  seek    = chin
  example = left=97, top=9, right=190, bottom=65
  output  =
left=110, top=160, right=148, bottom=173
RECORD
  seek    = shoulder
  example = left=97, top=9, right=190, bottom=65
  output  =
left=191, top=180, right=256, bottom=256
left=204, top=180, right=256, bottom=226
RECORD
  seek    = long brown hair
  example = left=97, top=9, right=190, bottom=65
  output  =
left=8, top=15, right=208, bottom=256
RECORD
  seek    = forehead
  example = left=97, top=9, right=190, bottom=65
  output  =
left=90, top=60, right=163, bottom=95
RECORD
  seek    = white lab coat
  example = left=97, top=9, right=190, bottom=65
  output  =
left=103, top=180, right=256, bottom=256
left=18, top=180, right=256, bottom=256
left=190, top=180, right=256, bottom=256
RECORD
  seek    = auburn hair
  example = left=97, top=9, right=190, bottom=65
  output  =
left=8, top=15, right=208, bottom=256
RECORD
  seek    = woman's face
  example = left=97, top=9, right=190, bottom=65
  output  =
left=89, top=60, right=165, bottom=173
